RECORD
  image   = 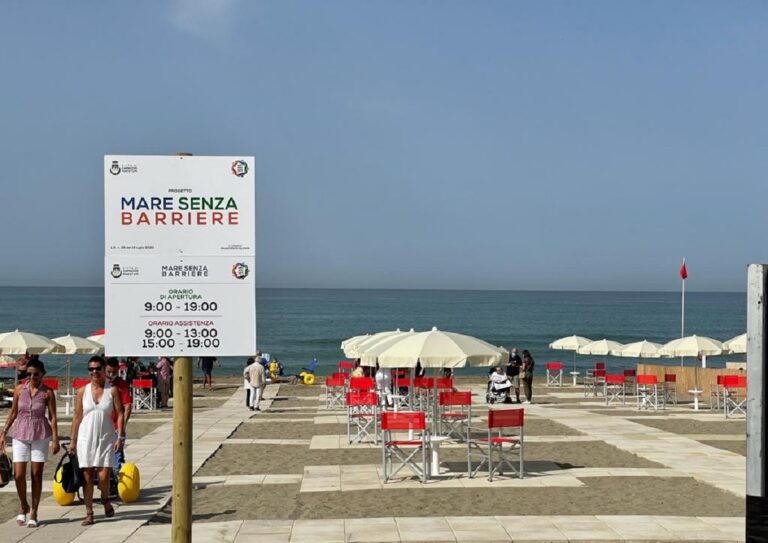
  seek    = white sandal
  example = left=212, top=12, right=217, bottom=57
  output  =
left=15, top=513, right=26, bottom=526
left=26, top=518, right=39, bottom=528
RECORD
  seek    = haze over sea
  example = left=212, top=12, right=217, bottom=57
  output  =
left=0, top=287, right=745, bottom=377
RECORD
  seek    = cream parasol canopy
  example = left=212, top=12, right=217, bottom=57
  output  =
left=367, top=327, right=508, bottom=369
left=0, top=330, right=63, bottom=355
left=611, top=340, right=664, bottom=358
left=658, top=335, right=723, bottom=367
left=359, top=330, right=418, bottom=366
left=343, top=329, right=406, bottom=359
left=723, top=333, right=746, bottom=355
left=577, top=339, right=625, bottom=356
left=87, top=328, right=105, bottom=345
left=549, top=335, right=594, bottom=374
left=52, top=335, right=105, bottom=394
left=340, top=333, right=370, bottom=352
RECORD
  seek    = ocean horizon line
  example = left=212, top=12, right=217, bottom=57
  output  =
left=0, top=284, right=746, bottom=295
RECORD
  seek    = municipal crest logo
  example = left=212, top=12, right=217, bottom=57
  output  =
left=111, top=264, right=123, bottom=278
left=231, top=262, right=249, bottom=280
left=109, top=161, right=121, bottom=175
left=231, top=160, right=249, bottom=177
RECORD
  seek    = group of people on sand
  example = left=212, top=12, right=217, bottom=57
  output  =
left=489, top=347, right=536, bottom=404
left=1, top=355, right=130, bottom=528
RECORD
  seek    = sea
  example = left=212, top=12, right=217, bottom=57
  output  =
left=0, top=287, right=746, bottom=378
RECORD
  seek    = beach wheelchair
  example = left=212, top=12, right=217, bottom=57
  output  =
left=486, top=380, right=512, bottom=404
left=297, top=358, right=319, bottom=385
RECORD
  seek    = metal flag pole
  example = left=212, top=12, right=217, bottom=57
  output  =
left=681, top=258, right=686, bottom=367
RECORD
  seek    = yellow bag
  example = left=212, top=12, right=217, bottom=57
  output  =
left=117, top=462, right=141, bottom=503
left=53, top=467, right=76, bottom=506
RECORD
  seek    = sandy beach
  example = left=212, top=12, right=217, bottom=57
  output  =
left=0, top=374, right=747, bottom=541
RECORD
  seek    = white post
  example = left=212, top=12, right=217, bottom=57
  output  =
left=746, top=264, right=767, bottom=541
left=681, top=266, right=686, bottom=367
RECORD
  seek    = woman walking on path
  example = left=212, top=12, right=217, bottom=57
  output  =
left=0, top=359, right=60, bottom=527
left=69, top=356, right=125, bottom=526
left=521, top=350, right=536, bottom=404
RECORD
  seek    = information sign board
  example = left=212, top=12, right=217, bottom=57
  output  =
left=104, top=155, right=255, bottom=356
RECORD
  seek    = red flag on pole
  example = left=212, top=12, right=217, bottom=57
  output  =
left=680, top=259, right=688, bottom=280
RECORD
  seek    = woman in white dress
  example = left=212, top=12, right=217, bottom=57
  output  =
left=69, top=356, right=125, bottom=526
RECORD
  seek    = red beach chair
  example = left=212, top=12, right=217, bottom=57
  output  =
left=325, top=375, right=346, bottom=409
left=545, top=362, right=563, bottom=387
left=349, top=377, right=374, bottom=392
left=381, top=411, right=430, bottom=484
left=72, top=378, right=90, bottom=390
left=723, top=376, right=746, bottom=418
left=663, top=373, right=678, bottom=405
left=468, top=408, right=524, bottom=481
left=131, top=379, right=156, bottom=411
left=636, top=375, right=662, bottom=410
left=604, top=375, right=626, bottom=406
left=346, top=391, right=379, bottom=444
left=438, top=391, right=471, bottom=441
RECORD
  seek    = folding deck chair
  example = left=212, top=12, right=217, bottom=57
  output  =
left=723, top=375, right=747, bottom=418
left=636, top=374, right=663, bottom=410
left=468, top=408, right=524, bottom=481
left=709, top=375, right=727, bottom=411
left=584, top=369, right=606, bottom=397
left=325, top=375, right=346, bottom=409
left=392, top=374, right=412, bottom=411
left=604, top=374, right=626, bottom=405
left=545, top=362, right=564, bottom=387
left=346, top=391, right=379, bottom=444
left=438, top=391, right=471, bottom=441
left=131, top=379, right=156, bottom=411
left=381, top=411, right=430, bottom=484
left=662, top=373, right=678, bottom=406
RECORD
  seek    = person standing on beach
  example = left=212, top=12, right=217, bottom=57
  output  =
left=506, top=347, right=523, bottom=403
left=156, top=356, right=171, bottom=408
left=0, top=359, right=59, bottom=527
left=198, top=356, right=218, bottom=390
left=245, top=357, right=266, bottom=411
left=521, top=350, right=536, bottom=404
left=69, top=356, right=124, bottom=526
left=105, top=357, right=132, bottom=465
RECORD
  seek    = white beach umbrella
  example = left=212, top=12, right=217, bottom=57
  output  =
left=87, top=328, right=105, bottom=345
left=359, top=330, right=419, bottom=366
left=658, top=335, right=723, bottom=367
left=341, top=333, right=370, bottom=352
left=723, top=333, right=746, bottom=355
left=577, top=339, right=625, bottom=356
left=52, top=335, right=105, bottom=394
left=0, top=330, right=63, bottom=355
left=0, top=330, right=63, bottom=386
left=371, top=327, right=507, bottom=369
left=549, top=335, right=593, bottom=374
left=343, top=329, right=406, bottom=359
left=611, top=340, right=663, bottom=358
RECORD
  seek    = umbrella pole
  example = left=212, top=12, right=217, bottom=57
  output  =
left=432, top=367, right=438, bottom=436
left=66, top=357, right=71, bottom=395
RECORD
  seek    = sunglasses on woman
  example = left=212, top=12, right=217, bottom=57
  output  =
left=88, top=366, right=103, bottom=373
left=26, top=372, right=41, bottom=377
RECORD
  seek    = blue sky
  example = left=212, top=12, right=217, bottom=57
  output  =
left=0, top=1, right=765, bottom=291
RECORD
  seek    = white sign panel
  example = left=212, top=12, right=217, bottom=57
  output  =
left=104, top=155, right=254, bottom=256
left=105, top=155, right=255, bottom=357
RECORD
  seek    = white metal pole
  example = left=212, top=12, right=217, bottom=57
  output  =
left=681, top=272, right=686, bottom=367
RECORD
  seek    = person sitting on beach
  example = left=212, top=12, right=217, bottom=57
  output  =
left=489, top=366, right=513, bottom=401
